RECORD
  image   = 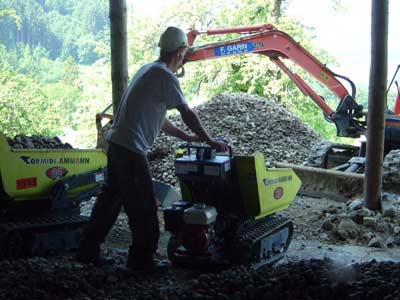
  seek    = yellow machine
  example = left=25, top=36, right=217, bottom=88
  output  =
left=0, top=132, right=107, bottom=258
left=164, top=143, right=301, bottom=268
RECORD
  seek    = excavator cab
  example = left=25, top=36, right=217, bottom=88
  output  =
left=387, top=65, right=400, bottom=115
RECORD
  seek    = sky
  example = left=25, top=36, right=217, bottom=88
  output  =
left=286, top=0, right=400, bottom=89
left=132, top=0, right=400, bottom=89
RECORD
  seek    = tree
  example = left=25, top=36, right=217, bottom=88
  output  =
left=0, top=8, right=21, bottom=27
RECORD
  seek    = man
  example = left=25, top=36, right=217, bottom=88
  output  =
left=77, top=26, right=228, bottom=272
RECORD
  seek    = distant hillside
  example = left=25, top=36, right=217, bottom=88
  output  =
left=0, top=0, right=108, bottom=64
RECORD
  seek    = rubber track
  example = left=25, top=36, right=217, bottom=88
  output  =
left=0, top=215, right=89, bottom=259
left=240, top=214, right=291, bottom=241
left=239, top=215, right=293, bottom=268
left=0, top=214, right=89, bottom=232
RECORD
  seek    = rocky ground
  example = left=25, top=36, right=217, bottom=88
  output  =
left=1, top=255, right=399, bottom=300
left=3, top=93, right=400, bottom=299
left=282, top=193, right=400, bottom=248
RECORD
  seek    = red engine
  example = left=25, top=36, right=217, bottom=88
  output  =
left=181, top=224, right=213, bottom=253
left=164, top=202, right=217, bottom=253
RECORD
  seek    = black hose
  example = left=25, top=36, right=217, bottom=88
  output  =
left=330, top=70, right=357, bottom=100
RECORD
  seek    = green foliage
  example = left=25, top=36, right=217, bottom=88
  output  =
left=70, top=60, right=112, bottom=147
left=0, top=0, right=108, bottom=63
left=0, top=67, right=52, bottom=136
left=0, top=8, right=21, bottom=28
left=0, top=42, right=83, bottom=139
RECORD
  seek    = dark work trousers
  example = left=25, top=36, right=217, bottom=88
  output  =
left=80, top=142, right=159, bottom=263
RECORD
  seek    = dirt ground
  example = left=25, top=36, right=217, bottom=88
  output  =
left=282, top=195, right=346, bottom=243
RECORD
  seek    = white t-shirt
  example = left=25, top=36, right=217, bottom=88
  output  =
left=108, top=60, right=186, bottom=154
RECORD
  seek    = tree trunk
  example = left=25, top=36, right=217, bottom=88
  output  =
left=364, top=0, right=388, bottom=210
left=272, top=0, right=283, bottom=22
left=109, top=0, right=128, bottom=113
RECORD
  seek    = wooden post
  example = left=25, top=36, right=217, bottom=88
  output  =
left=364, top=0, right=388, bottom=210
left=109, top=0, right=128, bottom=113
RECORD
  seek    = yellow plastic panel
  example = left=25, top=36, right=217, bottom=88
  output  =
left=0, top=132, right=107, bottom=201
left=235, top=152, right=301, bottom=219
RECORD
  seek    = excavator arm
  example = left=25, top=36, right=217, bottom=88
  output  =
left=184, top=24, right=366, bottom=138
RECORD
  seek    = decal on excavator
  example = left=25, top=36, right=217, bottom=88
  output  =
left=214, top=42, right=254, bottom=56
left=319, top=71, right=330, bottom=82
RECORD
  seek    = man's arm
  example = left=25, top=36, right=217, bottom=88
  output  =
left=176, top=104, right=229, bottom=152
left=162, top=119, right=200, bottom=142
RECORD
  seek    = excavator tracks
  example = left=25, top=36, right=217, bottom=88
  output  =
left=0, top=214, right=88, bottom=260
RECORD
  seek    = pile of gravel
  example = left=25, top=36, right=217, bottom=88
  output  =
left=6, top=134, right=73, bottom=149
left=0, top=257, right=398, bottom=300
left=150, top=93, right=323, bottom=185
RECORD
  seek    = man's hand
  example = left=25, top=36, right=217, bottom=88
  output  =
left=208, top=139, right=229, bottom=153
left=176, top=104, right=229, bottom=152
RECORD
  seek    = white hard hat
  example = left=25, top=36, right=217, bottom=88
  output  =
left=159, top=26, right=189, bottom=52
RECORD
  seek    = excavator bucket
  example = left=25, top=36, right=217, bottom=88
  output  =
left=275, top=162, right=364, bottom=202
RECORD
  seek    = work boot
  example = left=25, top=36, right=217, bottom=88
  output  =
left=77, top=241, right=114, bottom=266
left=124, top=247, right=169, bottom=274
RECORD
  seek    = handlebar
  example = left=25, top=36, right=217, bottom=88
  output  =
left=178, top=141, right=232, bottom=160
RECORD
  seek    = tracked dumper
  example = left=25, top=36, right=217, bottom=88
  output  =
left=164, top=144, right=301, bottom=269
left=0, top=132, right=107, bottom=259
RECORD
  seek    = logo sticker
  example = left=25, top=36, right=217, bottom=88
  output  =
left=95, top=171, right=105, bottom=182
left=46, top=167, right=68, bottom=180
left=263, top=175, right=292, bottom=186
left=319, top=71, right=330, bottom=82
left=20, top=156, right=90, bottom=165
left=16, top=177, right=37, bottom=190
left=214, top=42, right=254, bottom=56
left=273, top=187, right=284, bottom=200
